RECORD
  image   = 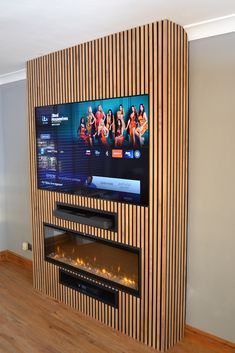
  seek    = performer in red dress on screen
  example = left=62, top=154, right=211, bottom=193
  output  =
left=78, top=117, right=87, bottom=141
left=126, top=105, right=137, bottom=146
left=115, top=119, right=124, bottom=147
left=95, top=105, right=106, bottom=132
left=106, top=108, right=115, bottom=143
left=98, top=119, right=109, bottom=146
left=116, top=104, right=125, bottom=129
left=135, top=103, right=148, bottom=146
left=85, top=106, right=96, bottom=145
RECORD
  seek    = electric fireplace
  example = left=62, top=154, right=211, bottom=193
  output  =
left=44, top=224, right=141, bottom=296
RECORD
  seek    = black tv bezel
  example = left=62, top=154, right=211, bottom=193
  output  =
left=34, top=93, right=150, bottom=207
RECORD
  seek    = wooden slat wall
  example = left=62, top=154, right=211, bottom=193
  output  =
left=27, top=20, right=188, bottom=351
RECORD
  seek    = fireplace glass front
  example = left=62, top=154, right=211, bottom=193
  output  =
left=44, top=224, right=140, bottom=295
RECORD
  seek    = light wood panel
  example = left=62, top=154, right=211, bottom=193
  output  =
left=27, top=19, right=188, bottom=351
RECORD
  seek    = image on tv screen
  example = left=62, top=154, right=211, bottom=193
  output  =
left=35, top=94, right=149, bottom=206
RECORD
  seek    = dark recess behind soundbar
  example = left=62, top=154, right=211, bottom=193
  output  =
left=53, top=202, right=117, bottom=231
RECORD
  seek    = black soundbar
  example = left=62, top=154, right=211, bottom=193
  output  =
left=53, top=202, right=117, bottom=231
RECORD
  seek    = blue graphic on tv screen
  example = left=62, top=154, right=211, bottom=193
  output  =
left=42, top=116, right=49, bottom=124
left=94, top=150, right=101, bottom=157
left=40, top=133, right=51, bottom=140
left=124, top=150, right=134, bottom=159
left=134, top=150, right=141, bottom=159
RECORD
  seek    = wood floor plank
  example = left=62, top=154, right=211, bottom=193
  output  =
left=0, top=262, right=234, bottom=353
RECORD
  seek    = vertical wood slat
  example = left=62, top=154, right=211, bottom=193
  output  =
left=157, top=20, right=163, bottom=351
left=27, top=20, right=188, bottom=352
left=168, top=21, right=172, bottom=349
left=183, top=29, right=189, bottom=341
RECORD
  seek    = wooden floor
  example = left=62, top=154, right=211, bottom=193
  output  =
left=0, top=262, right=234, bottom=353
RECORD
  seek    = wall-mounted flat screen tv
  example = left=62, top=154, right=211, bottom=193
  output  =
left=35, top=94, right=149, bottom=206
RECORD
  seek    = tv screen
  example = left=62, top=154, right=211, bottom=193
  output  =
left=35, top=94, right=149, bottom=206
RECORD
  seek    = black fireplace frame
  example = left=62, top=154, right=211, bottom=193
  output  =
left=43, top=223, right=141, bottom=297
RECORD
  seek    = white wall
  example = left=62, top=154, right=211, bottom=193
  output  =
left=187, top=32, right=235, bottom=343
left=0, top=86, right=7, bottom=250
left=1, top=80, right=32, bottom=259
